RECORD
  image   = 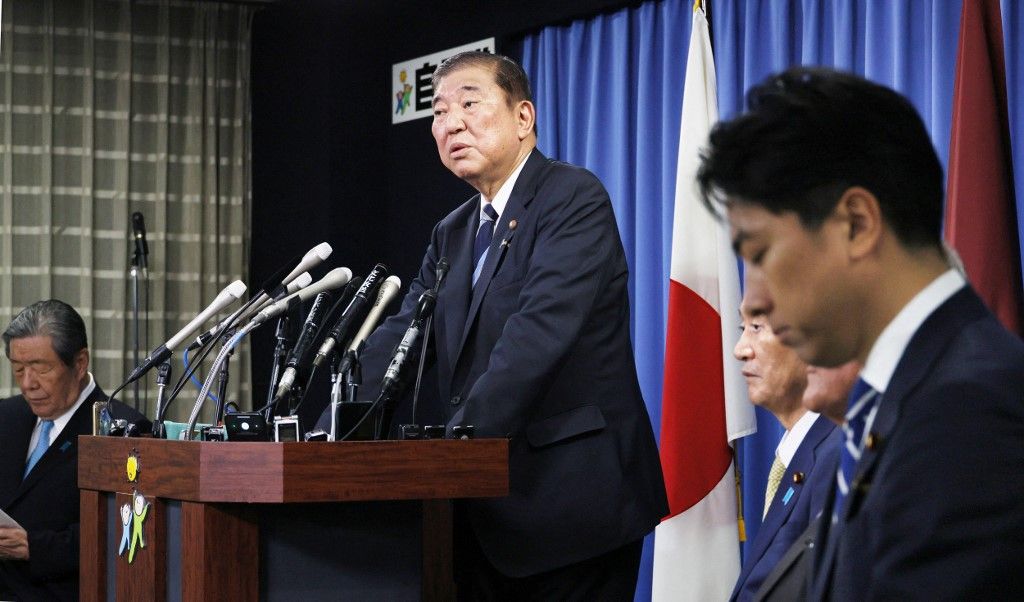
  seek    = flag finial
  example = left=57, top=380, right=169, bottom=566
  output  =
left=693, top=0, right=703, bottom=14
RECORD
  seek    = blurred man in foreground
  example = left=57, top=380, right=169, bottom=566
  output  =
left=700, top=66, right=1024, bottom=599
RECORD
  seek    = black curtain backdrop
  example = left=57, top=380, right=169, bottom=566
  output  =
left=250, top=0, right=632, bottom=427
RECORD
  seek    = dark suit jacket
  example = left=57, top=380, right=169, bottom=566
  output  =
left=755, top=517, right=820, bottom=602
left=0, top=385, right=142, bottom=601
left=320, top=149, right=667, bottom=577
left=812, top=286, right=1024, bottom=599
left=731, top=415, right=840, bottom=601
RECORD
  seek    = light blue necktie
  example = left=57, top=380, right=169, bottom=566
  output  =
left=24, top=420, right=54, bottom=478
left=833, top=378, right=880, bottom=518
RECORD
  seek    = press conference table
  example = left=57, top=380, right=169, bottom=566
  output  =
left=78, top=436, right=509, bottom=601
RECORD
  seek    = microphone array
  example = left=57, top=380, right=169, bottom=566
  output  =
left=106, top=241, right=426, bottom=441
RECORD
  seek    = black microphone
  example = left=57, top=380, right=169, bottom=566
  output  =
left=378, top=289, right=437, bottom=402
left=131, top=212, right=149, bottom=269
left=433, top=257, right=450, bottom=292
left=274, top=291, right=334, bottom=398
left=313, top=263, right=389, bottom=367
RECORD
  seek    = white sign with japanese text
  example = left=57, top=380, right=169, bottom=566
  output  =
left=391, top=38, right=496, bottom=124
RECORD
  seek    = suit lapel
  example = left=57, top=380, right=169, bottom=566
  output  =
left=841, top=288, right=983, bottom=522
left=755, top=518, right=819, bottom=602
left=11, top=388, right=99, bottom=501
left=744, top=417, right=832, bottom=583
left=0, top=401, right=36, bottom=507
left=440, top=208, right=476, bottom=381
left=815, top=287, right=985, bottom=596
left=453, top=150, right=544, bottom=368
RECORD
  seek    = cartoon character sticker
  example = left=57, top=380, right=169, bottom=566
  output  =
left=117, top=503, right=132, bottom=556
left=128, top=490, right=149, bottom=563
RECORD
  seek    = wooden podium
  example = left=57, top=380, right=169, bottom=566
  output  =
left=78, top=436, right=508, bottom=601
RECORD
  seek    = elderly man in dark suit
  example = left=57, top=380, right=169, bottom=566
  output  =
left=0, top=299, right=142, bottom=601
left=700, top=67, right=1024, bottom=599
left=321, top=51, right=667, bottom=599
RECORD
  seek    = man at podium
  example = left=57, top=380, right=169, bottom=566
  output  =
left=0, top=300, right=142, bottom=601
left=320, top=52, right=667, bottom=598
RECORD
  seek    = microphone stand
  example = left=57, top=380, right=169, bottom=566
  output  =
left=151, top=360, right=172, bottom=439
left=214, top=326, right=237, bottom=423
left=265, top=314, right=292, bottom=422
left=342, top=349, right=361, bottom=402
left=326, top=348, right=361, bottom=441
left=405, top=257, right=448, bottom=438
left=128, top=242, right=148, bottom=414
left=407, top=313, right=433, bottom=434
left=328, top=361, right=343, bottom=441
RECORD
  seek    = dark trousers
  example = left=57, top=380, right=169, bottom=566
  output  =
left=454, top=518, right=643, bottom=601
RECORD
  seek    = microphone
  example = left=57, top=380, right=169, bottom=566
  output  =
left=331, top=275, right=402, bottom=385
left=185, top=271, right=313, bottom=353
left=284, top=272, right=314, bottom=295
left=346, top=275, right=402, bottom=354
left=121, top=280, right=247, bottom=387
left=433, top=257, right=450, bottom=292
left=313, top=263, right=389, bottom=367
left=378, top=288, right=437, bottom=402
left=274, top=291, right=334, bottom=398
left=250, top=268, right=353, bottom=326
left=131, top=212, right=149, bottom=268
left=282, top=242, right=332, bottom=286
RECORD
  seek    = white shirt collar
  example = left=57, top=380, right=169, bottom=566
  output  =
left=860, top=269, right=965, bottom=393
left=479, top=154, right=530, bottom=220
left=34, top=372, right=95, bottom=447
left=776, top=410, right=819, bottom=467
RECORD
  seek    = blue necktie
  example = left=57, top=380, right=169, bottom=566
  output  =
left=24, top=420, right=54, bottom=478
left=834, top=378, right=880, bottom=517
left=472, top=204, right=498, bottom=285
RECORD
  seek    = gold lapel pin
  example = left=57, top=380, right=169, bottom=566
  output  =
left=501, top=219, right=518, bottom=248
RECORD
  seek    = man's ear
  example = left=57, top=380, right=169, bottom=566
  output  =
left=517, top=100, right=536, bottom=140
left=73, top=347, right=89, bottom=381
left=835, top=186, right=883, bottom=260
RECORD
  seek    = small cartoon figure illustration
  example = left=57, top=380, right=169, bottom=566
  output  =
left=117, top=503, right=132, bottom=556
left=128, top=490, right=149, bottom=563
left=395, top=70, right=413, bottom=115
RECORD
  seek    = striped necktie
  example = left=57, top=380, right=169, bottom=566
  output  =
left=24, top=420, right=54, bottom=478
left=834, top=378, right=880, bottom=517
left=763, top=454, right=786, bottom=518
left=472, top=203, right=498, bottom=285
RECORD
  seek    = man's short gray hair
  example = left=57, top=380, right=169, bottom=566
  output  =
left=3, top=300, right=88, bottom=367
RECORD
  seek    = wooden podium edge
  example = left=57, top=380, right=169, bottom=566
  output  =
left=78, top=437, right=509, bottom=503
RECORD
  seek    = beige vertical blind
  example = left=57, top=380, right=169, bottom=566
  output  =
left=0, top=0, right=254, bottom=420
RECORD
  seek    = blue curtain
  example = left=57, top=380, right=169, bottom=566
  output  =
left=521, top=4, right=691, bottom=599
left=520, top=1, right=1023, bottom=600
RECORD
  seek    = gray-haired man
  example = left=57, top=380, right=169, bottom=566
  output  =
left=0, top=299, right=142, bottom=601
